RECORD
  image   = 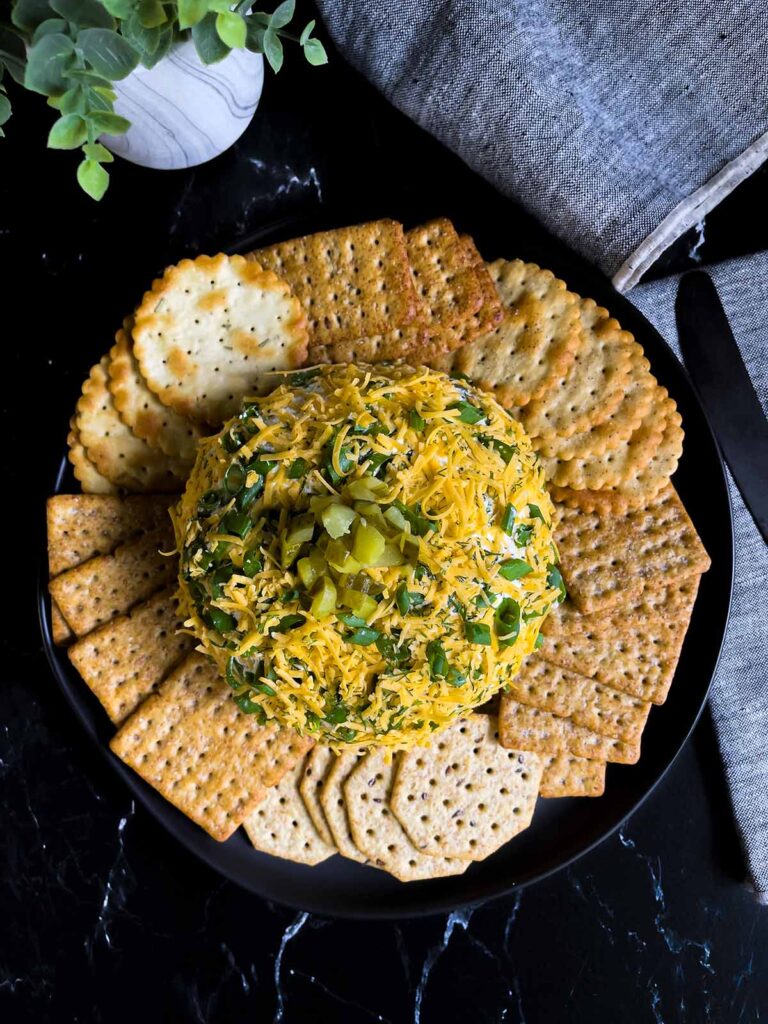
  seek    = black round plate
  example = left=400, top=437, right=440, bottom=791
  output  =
left=40, top=213, right=733, bottom=919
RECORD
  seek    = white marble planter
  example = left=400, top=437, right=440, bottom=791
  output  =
left=101, top=39, right=264, bottom=170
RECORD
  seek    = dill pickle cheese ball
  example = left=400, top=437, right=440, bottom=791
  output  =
left=173, top=363, right=565, bottom=749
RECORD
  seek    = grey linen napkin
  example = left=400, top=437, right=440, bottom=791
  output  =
left=317, top=0, right=768, bottom=896
left=631, top=257, right=768, bottom=903
left=315, top=0, right=768, bottom=290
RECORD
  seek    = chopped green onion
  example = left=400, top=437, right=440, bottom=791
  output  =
left=241, top=550, right=263, bottom=577
left=366, top=452, right=391, bottom=476
left=445, top=666, right=467, bottom=687
left=338, top=612, right=368, bottom=629
left=305, top=711, right=322, bottom=732
left=376, top=634, right=411, bottom=665
left=534, top=633, right=544, bottom=650
left=501, top=504, right=516, bottom=535
left=464, top=620, right=492, bottom=645
left=224, top=462, right=246, bottom=494
left=494, top=597, right=521, bottom=647
left=547, top=563, right=567, bottom=603
left=414, top=563, right=433, bottom=582
left=337, top=727, right=358, bottom=743
left=346, top=627, right=381, bottom=645
left=426, top=639, right=448, bottom=679
left=198, top=489, right=223, bottom=518
left=499, top=558, right=533, bottom=581
left=271, top=613, right=306, bottom=634
left=325, top=704, right=349, bottom=724
left=448, top=400, right=486, bottom=424
left=211, top=563, right=234, bottom=597
left=208, top=607, right=235, bottom=633
left=221, top=427, right=246, bottom=453
left=220, top=510, right=252, bottom=539
left=236, top=477, right=264, bottom=510
left=515, top=524, right=534, bottom=547
left=528, top=503, right=546, bottom=522
left=393, top=500, right=438, bottom=537
left=248, top=457, right=276, bottom=476
left=409, top=409, right=426, bottom=431
left=479, top=434, right=518, bottom=464
left=288, top=457, right=309, bottom=479
left=232, top=691, right=265, bottom=718
left=395, top=583, right=411, bottom=615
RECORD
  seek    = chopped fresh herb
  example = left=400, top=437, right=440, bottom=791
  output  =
left=346, top=626, right=381, bottom=645
left=395, top=583, right=411, bottom=615
left=499, top=558, right=533, bottom=581
left=445, top=666, right=467, bottom=687
left=426, top=639, right=448, bottom=679
left=198, top=489, right=223, bottom=518
left=338, top=612, right=368, bottom=629
left=223, top=462, right=246, bottom=494
left=393, top=500, right=438, bottom=537
left=324, top=704, right=349, bottom=724
left=221, top=426, right=246, bottom=453
left=232, top=692, right=266, bottom=720
left=409, top=409, right=426, bottom=431
left=287, top=457, right=309, bottom=479
left=366, top=452, right=392, bottom=476
left=290, top=368, right=321, bottom=386
left=337, top=727, right=358, bottom=742
left=271, top=613, right=306, bottom=634
left=547, top=563, right=567, bottom=603
left=501, top=504, right=516, bottom=535
left=211, top=563, right=234, bottom=597
left=236, top=477, right=264, bottom=511
left=464, top=620, right=492, bottom=645
left=479, top=434, right=518, bottom=464
left=241, top=550, right=263, bottom=577
left=376, top=634, right=411, bottom=665
left=528, top=503, right=546, bottom=522
left=220, top=510, right=252, bottom=539
left=281, top=587, right=301, bottom=604
left=534, top=633, right=544, bottom=650
left=515, top=524, right=534, bottom=547
left=494, top=597, right=521, bottom=647
left=448, top=400, right=486, bottom=424
left=207, top=607, right=236, bottom=634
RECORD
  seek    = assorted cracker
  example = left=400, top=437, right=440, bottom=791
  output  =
left=319, top=752, right=369, bottom=864
left=539, top=754, right=606, bottom=798
left=498, top=698, right=641, bottom=765
left=390, top=717, right=543, bottom=861
left=298, top=746, right=337, bottom=847
left=245, top=757, right=336, bottom=865
left=405, top=218, right=482, bottom=329
left=67, top=417, right=117, bottom=495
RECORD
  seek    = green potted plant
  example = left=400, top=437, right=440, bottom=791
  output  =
left=0, top=0, right=326, bottom=197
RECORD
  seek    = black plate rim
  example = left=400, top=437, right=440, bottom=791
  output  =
left=39, top=225, right=734, bottom=920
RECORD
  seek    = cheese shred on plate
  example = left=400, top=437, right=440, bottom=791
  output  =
left=173, top=363, right=565, bottom=750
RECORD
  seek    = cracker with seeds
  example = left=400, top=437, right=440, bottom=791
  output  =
left=68, top=587, right=193, bottom=724
left=555, top=484, right=710, bottom=614
left=540, top=387, right=675, bottom=490
left=111, top=654, right=311, bottom=841
left=452, top=260, right=581, bottom=409
left=251, top=221, right=419, bottom=357
left=312, top=325, right=430, bottom=365
left=67, top=418, right=117, bottom=495
left=49, top=526, right=175, bottom=636
left=47, top=493, right=174, bottom=576
left=539, top=754, right=606, bottom=798
left=499, top=697, right=641, bottom=763
left=75, top=358, right=188, bottom=492
left=109, top=323, right=202, bottom=462
left=505, top=657, right=651, bottom=742
left=298, top=746, right=336, bottom=846
left=405, top=218, right=482, bottom=329
left=133, top=253, right=308, bottom=425
left=390, top=716, right=543, bottom=861
left=344, top=750, right=468, bottom=881
left=538, top=348, right=655, bottom=461
left=540, top=577, right=700, bottom=704
left=518, top=299, right=634, bottom=440
left=245, top=756, right=336, bottom=865
left=319, top=752, right=369, bottom=864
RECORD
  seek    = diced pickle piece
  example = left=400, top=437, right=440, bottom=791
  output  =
left=321, top=503, right=357, bottom=539
left=373, top=541, right=405, bottom=567
left=345, top=477, right=389, bottom=501
left=384, top=505, right=408, bottom=531
left=352, top=523, right=386, bottom=566
left=297, top=549, right=326, bottom=590
left=326, top=539, right=362, bottom=574
left=340, top=588, right=377, bottom=621
left=310, top=576, right=337, bottom=619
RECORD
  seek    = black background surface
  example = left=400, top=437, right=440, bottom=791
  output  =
left=2, top=7, right=768, bottom=1021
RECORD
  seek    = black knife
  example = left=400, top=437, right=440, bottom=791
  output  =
left=676, top=271, right=768, bottom=545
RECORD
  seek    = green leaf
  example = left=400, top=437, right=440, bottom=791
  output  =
left=77, top=157, right=109, bottom=199
left=215, top=11, right=246, bottom=49
left=83, top=85, right=111, bottom=109
left=88, top=109, right=130, bottom=133
left=0, top=91, right=11, bottom=127
left=302, top=36, right=327, bottom=66
left=92, top=84, right=117, bottom=100
left=24, top=33, right=76, bottom=96
left=269, top=0, right=294, bottom=29
left=299, top=18, right=314, bottom=45
left=83, top=140, right=114, bottom=161
left=206, top=0, right=233, bottom=11
left=143, top=24, right=172, bottom=65
left=51, top=0, right=114, bottom=28
left=245, top=19, right=264, bottom=52
left=60, top=86, right=88, bottom=113
left=48, top=112, right=88, bottom=148
left=33, top=18, right=69, bottom=43
left=177, top=0, right=208, bottom=30
left=262, top=26, right=282, bottom=71
left=99, top=0, right=137, bottom=16
left=77, top=27, right=139, bottom=79
left=191, top=13, right=230, bottom=64
left=137, top=0, right=167, bottom=28
left=0, top=29, right=27, bottom=85
left=67, top=68, right=114, bottom=86
left=11, top=0, right=53, bottom=32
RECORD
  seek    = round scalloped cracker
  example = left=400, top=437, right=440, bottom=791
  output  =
left=108, top=323, right=202, bottom=462
left=390, top=716, right=543, bottom=861
left=344, top=750, right=468, bottom=882
left=537, top=344, right=655, bottom=461
left=453, top=259, right=581, bottom=409
left=133, top=253, right=309, bottom=425
left=76, top=358, right=188, bottom=493
left=519, top=298, right=634, bottom=441
left=540, top=386, right=674, bottom=490
left=67, top=417, right=117, bottom=494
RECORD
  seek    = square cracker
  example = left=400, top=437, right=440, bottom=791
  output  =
left=499, top=696, right=640, bottom=764
left=49, top=526, right=176, bottom=637
left=110, top=653, right=312, bottom=841
left=67, top=586, right=194, bottom=725
left=250, top=220, right=420, bottom=350
left=47, top=494, right=174, bottom=576
left=539, top=754, right=606, bottom=798
left=555, top=484, right=711, bottom=614
left=244, top=756, right=336, bottom=865
left=540, top=577, right=700, bottom=704
left=504, top=656, right=651, bottom=743
left=52, top=602, right=74, bottom=646
left=404, top=218, right=482, bottom=329
left=390, top=716, right=543, bottom=861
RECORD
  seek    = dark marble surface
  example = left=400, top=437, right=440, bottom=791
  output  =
left=2, top=12, right=768, bottom=1023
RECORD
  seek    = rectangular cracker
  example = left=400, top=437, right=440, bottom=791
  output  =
left=47, top=494, right=174, bottom=576
left=506, top=656, right=651, bottom=742
left=555, top=484, right=711, bottom=614
left=498, top=696, right=640, bottom=764
left=404, top=218, right=482, bottom=329
left=250, top=220, right=420, bottom=351
left=49, top=525, right=176, bottom=637
left=539, top=754, right=606, bottom=798
left=311, top=325, right=431, bottom=366
left=67, top=587, right=194, bottom=724
left=540, top=576, right=700, bottom=704
left=52, top=602, right=74, bottom=646
left=110, top=653, right=312, bottom=841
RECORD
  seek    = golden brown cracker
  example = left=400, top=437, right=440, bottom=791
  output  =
left=390, top=716, right=542, bottom=861
left=49, top=526, right=176, bottom=637
left=555, top=484, right=711, bottom=614
left=298, top=746, right=336, bottom=847
left=311, top=325, right=430, bottom=365
left=67, top=418, right=117, bottom=495
left=133, top=254, right=308, bottom=425
left=319, top=752, right=369, bottom=864
left=67, top=587, right=193, bottom=724
left=498, top=697, right=640, bottom=764
left=519, top=298, right=634, bottom=440
left=404, top=218, right=482, bottom=329
left=539, top=754, right=606, bottom=798
left=51, top=602, right=74, bottom=646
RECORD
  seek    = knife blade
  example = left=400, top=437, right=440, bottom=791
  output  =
left=676, top=271, right=768, bottom=545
